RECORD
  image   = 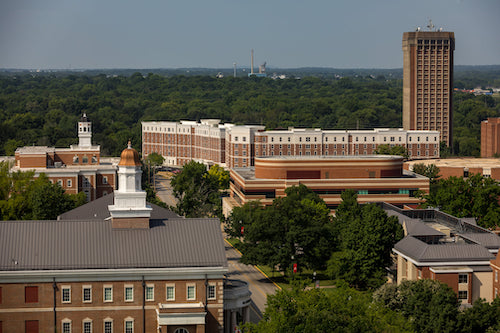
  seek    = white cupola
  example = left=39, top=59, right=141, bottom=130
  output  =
left=78, top=113, right=92, bottom=148
left=108, top=141, right=152, bottom=228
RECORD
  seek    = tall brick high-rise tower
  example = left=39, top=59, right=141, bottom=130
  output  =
left=402, top=23, right=455, bottom=147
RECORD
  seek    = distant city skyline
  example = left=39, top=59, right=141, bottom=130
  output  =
left=1, top=0, right=499, bottom=69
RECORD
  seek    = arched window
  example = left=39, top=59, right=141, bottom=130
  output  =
left=174, top=328, right=189, bottom=333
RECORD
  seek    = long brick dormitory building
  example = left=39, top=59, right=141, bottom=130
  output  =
left=142, top=120, right=440, bottom=169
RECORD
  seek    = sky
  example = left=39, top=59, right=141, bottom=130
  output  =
left=0, top=0, right=499, bottom=69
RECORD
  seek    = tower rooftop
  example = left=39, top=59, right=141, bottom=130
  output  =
left=118, top=141, right=141, bottom=167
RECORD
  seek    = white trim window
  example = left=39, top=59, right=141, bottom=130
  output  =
left=67, top=179, right=72, bottom=187
left=166, top=284, right=175, bottom=301
left=207, top=284, right=216, bottom=300
left=124, top=285, right=134, bottom=302
left=187, top=284, right=196, bottom=300
left=62, top=319, right=72, bottom=333
left=145, top=285, right=154, bottom=301
left=124, top=318, right=134, bottom=333
left=83, top=319, right=92, bottom=333
left=103, top=318, right=113, bottom=333
left=82, top=285, right=92, bottom=303
left=104, top=285, right=113, bottom=302
left=61, top=286, right=71, bottom=303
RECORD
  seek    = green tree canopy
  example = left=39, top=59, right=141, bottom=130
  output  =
left=457, top=298, right=500, bottom=333
left=374, top=279, right=460, bottom=333
left=145, top=152, right=165, bottom=167
left=0, top=161, right=86, bottom=220
left=170, top=161, right=223, bottom=218
left=412, top=163, right=441, bottom=183
left=28, top=174, right=87, bottom=220
left=0, top=73, right=498, bottom=157
left=328, top=190, right=404, bottom=289
left=375, top=144, right=409, bottom=159
left=422, top=173, right=500, bottom=228
left=245, top=283, right=411, bottom=333
left=226, top=185, right=334, bottom=272
left=207, top=164, right=230, bottom=190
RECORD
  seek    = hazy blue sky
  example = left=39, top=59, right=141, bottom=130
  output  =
left=1, top=0, right=499, bottom=69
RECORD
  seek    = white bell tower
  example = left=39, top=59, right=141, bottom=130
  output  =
left=108, top=141, right=152, bottom=228
left=78, top=113, right=92, bottom=148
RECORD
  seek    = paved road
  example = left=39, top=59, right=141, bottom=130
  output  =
left=225, top=242, right=279, bottom=318
left=154, top=175, right=177, bottom=207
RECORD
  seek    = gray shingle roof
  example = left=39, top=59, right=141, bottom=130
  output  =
left=394, top=236, right=495, bottom=263
left=57, top=193, right=180, bottom=221
left=459, top=233, right=500, bottom=250
left=0, top=192, right=227, bottom=272
left=0, top=218, right=227, bottom=271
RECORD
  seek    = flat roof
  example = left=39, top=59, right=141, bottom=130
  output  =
left=12, top=165, right=117, bottom=173
left=16, top=146, right=55, bottom=154
left=256, top=155, right=403, bottom=161
left=16, top=146, right=101, bottom=154
left=406, top=158, right=500, bottom=168
left=232, top=167, right=423, bottom=182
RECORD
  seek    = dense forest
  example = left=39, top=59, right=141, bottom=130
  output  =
left=0, top=71, right=498, bottom=157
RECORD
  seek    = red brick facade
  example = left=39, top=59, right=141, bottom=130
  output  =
left=403, top=31, right=455, bottom=146
left=224, top=156, right=429, bottom=214
left=143, top=121, right=440, bottom=168
left=142, top=121, right=226, bottom=167
left=405, top=158, right=500, bottom=182
left=481, top=118, right=500, bottom=158
left=0, top=278, right=224, bottom=333
left=491, top=255, right=500, bottom=299
left=14, top=148, right=116, bottom=202
left=13, top=115, right=117, bottom=202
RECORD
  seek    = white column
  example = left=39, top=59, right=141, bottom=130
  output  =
left=231, top=310, right=237, bottom=333
left=244, top=306, right=250, bottom=323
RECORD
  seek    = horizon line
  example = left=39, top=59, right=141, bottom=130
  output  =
left=1, top=64, right=500, bottom=72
